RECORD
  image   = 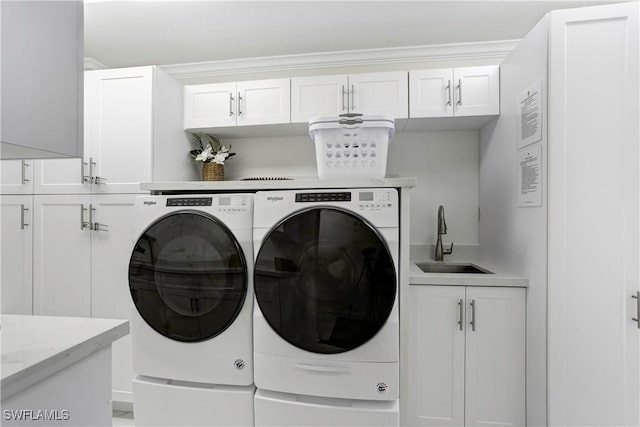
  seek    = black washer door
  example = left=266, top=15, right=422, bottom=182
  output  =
left=129, top=211, right=247, bottom=342
left=254, top=207, right=396, bottom=354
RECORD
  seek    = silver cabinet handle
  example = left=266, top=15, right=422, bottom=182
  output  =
left=446, top=80, right=452, bottom=106
left=90, top=204, right=109, bottom=232
left=82, top=160, right=91, bottom=183
left=341, top=85, right=347, bottom=111
left=80, top=205, right=90, bottom=230
left=237, top=92, right=242, bottom=116
left=633, top=292, right=640, bottom=329
left=470, top=299, right=476, bottom=331
left=21, top=161, right=30, bottom=184
left=20, top=204, right=29, bottom=230
left=457, top=79, right=462, bottom=106
left=229, top=92, right=234, bottom=116
left=457, top=299, right=464, bottom=331
left=90, top=158, right=107, bottom=185
left=351, top=84, right=356, bottom=111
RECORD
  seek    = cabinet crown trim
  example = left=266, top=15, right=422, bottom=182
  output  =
left=159, top=40, right=518, bottom=81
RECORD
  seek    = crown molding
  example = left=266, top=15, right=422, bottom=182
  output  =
left=84, top=57, right=107, bottom=70
left=160, top=39, right=519, bottom=81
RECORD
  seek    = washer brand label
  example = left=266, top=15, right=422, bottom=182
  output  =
left=143, top=200, right=157, bottom=206
left=266, top=196, right=284, bottom=202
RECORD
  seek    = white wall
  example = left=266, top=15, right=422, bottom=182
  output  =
left=223, top=129, right=480, bottom=246
left=479, top=16, right=549, bottom=427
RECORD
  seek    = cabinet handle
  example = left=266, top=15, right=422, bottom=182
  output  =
left=80, top=205, right=90, bottom=230
left=237, top=92, right=242, bottom=116
left=82, top=160, right=91, bottom=184
left=89, top=158, right=107, bottom=185
left=457, top=79, right=462, bottom=106
left=341, top=85, right=347, bottom=111
left=21, top=161, right=30, bottom=184
left=470, top=299, right=476, bottom=331
left=457, top=299, right=464, bottom=331
left=351, top=84, right=356, bottom=111
left=20, top=204, right=29, bottom=230
left=229, top=92, right=234, bottom=116
left=633, top=292, right=640, bottom=329
left=446, top=80, right=452, bottom=106
left=90, top=204, right=109, bottom=232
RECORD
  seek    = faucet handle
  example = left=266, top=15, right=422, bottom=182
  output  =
left=444, top=242, right=454, bottom=255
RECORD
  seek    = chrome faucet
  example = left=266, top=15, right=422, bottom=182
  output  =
left=435, top=205, right=454, bottom=261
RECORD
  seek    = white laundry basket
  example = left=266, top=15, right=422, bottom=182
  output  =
left=309, top=114, right=395, bottom=179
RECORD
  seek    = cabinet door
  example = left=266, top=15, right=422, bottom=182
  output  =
left=90, top=194, right=136, bottom=403
left=291, top=75, right=349, bottom=123
left=453, top=66, right=500, bottom=117
left=0, top=160, right=33, bottom=194
left=406, top=285, right=465, bottom=426
left=409, top=69, right=454, bottom=118
left=349, top=71, right=409, bottom=119
left=32, top=159, right=88, bottom=194
left=237, top=78, right=291, bottom=126
left=548, top=3, right=639, bottom=425
left=465, top=287, right=525, bottom=427
left=85, top=66, right=154, bottom=194
left=1, top=1, right=82, bottom=159
left=0, top=195, right=33, bottom=314
left=33, top=195, right=91, bottom=317
left=184, top=82, right=237, bottom=129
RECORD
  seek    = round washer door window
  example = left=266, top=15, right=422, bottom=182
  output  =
left=129, top=211, right=247, bottom=342
left=254, top=207, right=396, bottom=354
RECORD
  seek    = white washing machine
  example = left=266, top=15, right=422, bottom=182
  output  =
left=252, top=189, right=399, bottom=426
left=128, top=194, right=255, bottom=426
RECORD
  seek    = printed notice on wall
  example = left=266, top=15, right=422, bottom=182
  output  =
left=518, top=144, right=542, bottom=207
left=516, top=80, right=543, bottom=149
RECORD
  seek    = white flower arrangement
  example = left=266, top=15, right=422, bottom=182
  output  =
left=190, top=133, right=236, bottom=165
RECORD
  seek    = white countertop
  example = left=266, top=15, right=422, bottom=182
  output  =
left=1, top=315, right=129, bottom=399
left=140, top=177, right=417, bottom=193
left=409, top=245, right=528, bottom=287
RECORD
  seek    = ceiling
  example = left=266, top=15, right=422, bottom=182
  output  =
left=84, top=0, right=627, bottom=69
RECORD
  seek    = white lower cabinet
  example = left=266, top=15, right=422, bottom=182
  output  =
left=405, top=285, right=525, bottom=427
left=1, top=195, right=33, bottom=314
left=33, top=194, right=136, bottom=402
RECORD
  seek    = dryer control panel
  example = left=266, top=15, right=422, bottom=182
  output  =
left=217, top=195, right=250, bottom=213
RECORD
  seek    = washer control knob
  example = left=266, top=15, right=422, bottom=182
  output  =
left=234, top=359, right=245, bottom=370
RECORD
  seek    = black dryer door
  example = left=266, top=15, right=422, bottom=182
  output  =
left=254, top=207, right=396, bottom=354
left=128, top=211, right=247, bottom=342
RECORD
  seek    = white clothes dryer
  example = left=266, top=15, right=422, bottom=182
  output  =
left=129, top=194, right=254, bottom=385
left=252, top=188, right=399, bottom=402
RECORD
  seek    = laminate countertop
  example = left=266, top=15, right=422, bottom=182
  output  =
left=1, top=315, right=129, bottom=399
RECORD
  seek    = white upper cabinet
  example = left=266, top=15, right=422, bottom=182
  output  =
left=291, top=75, right=348, bottom=122
left=410, top=65, right=499, bottom=118
left=291, top=71, right=408, bottom=123
left=0, top=160, right=33, bottom=194
left=34, top=66, right=193, bottom=194
left=184, top=78, right=291, bottom=129
left=349, top=71, right=409, bottom=119
left=0, top=1, right=83, bottom=160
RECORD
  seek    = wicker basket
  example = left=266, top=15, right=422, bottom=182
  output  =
left=202, top=162, right=224, bottom=181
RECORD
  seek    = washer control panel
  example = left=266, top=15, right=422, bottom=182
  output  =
left=216, top=195, right=250, bottom=213
left=295, top=192, right=351, bottom=202
left=357, top=190, right=394, bottom=211
left=166, top=197, right=212, bottom=207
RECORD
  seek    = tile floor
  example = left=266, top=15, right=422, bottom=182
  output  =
left=112, top=410, right=134, bottom=427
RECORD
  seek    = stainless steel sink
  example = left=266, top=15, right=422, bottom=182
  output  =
left=416, top=262, right=493, bottom=274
